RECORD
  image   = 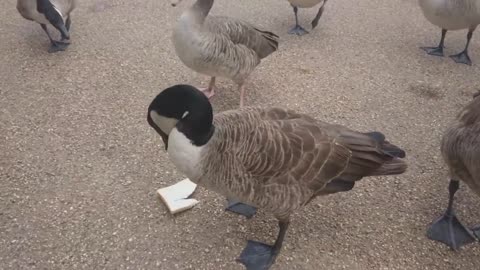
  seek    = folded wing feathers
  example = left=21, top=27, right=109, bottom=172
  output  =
left=215, top=108, right=407, bottom=203
left=253, top=27, right=279, bottom=56
left=337, top=131, right=407, bottom=180
left=207, top=16, right=279, bottom=60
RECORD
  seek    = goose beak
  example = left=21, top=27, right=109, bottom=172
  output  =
left=147, top=113, right=170, bottom=151
left=160, top=133, right=169, bottom=151
left=474, top=90, right=480, bottom=99
left=170, top=0, right=182, bottom=7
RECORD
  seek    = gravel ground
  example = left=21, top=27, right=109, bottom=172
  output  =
left=1, top=0, right=480, bottom=269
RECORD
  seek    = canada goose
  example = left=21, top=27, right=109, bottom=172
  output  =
left=16, top=0, right=76, bottom=53
left=287, top=0, right=328, bottom=35
left=427, top=91, right=480, bottom=250
left=418, top=0, right=480, bottom=65
left=147, top=84, right=408, bottom=270
left=170, top=0, right=279, bottom=107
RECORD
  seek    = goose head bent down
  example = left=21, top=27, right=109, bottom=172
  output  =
left=17, top=0, right=77, bottom=53
left=147, top=85, right=214, bottom=179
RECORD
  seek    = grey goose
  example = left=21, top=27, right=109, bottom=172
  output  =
left=171, top=0, right=279, bottom=107
left=419, top=0, right=480, bottom=65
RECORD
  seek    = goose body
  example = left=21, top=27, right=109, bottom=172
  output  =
left=148, top=85, right=408, bottom=270
left=286, top=0, right=328, bottom=35
left=418, top=0, right=480, bottom=65
left=289, top=0, right=323, bottom=8
left=419, top=0, right=480, bottom=30
left=168, top=107, right=407, bottom=216
left=171, top=0, right=279, bottom=107
left=17, top=0, right=77, bottom=53
left=427, top=92, right=480, bottom=250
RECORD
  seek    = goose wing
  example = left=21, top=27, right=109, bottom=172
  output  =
left=205, top=16, right=279, bottom=59
left=234, top=108, right=406, bottom=199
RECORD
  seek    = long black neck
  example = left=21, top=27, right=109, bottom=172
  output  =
left=176, top=98, right=215, bottom=147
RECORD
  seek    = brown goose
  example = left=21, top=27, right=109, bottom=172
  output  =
left=427, top=91, right=480, bottom=250
left=147, top=85, right=408, bottom=270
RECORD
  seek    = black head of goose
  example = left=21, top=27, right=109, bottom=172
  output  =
left=427, top=91, right=480, bottom=250
left=16, top=0, right=77, bottom=53
left=147, top=84, right=408, bottom=270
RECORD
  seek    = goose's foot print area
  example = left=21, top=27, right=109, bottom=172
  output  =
left=237, top=240, right=278, bottom=270
left=225, top=199, right=257, bottom=219
left=427, top=213, right=476, bottom=250
left=450, top=51, right=472, bottom=66
left=420, top=46, right=444, bottom=57
left=48, top=41, right=70, bottom=53
left=288, top=25, right=308, bottom=36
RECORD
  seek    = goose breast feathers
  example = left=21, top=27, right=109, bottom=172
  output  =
left=419, top=0, right=480, bottom=30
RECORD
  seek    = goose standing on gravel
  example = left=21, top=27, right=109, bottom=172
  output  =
left=427, top=91, right=480, bottom=250
left=418, top=0, right=480, bottom=65
left=17, top=0, right=77, bottom=53
left=170, top=0, right=279, bottom=107
left=147, top=84, right=408, bottom=270
left=287, top=0, right=328, bottom=35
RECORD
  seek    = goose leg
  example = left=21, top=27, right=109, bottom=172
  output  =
left=421, top=29, right=446, bottom=57
left=61, top=17, right=72, bottom=43
left=311, top=0, right=328, bottom=30
left=238, top=221, right=289, bottom=270
left=472, top=226, right=480, bottom=239
left=427, top=180, right=476, bottom=250
left=450, top=27, right=475, bottom=66
left=65, top=16, right=72, bottom=32
left=198, top=77, right=216, bottom=99
left=40, top=24, right=69, bottom=53
left=225, top=199, right=257, bottom=219
left=288, top=6, right=308, bottom=36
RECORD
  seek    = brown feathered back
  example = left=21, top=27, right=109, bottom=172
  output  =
left=197, top=107, right=407, bottom=220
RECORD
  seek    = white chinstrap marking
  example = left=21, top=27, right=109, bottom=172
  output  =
left=167, top=128, right=204, bottom=180
left=149, top=111, right=179, bottom=135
